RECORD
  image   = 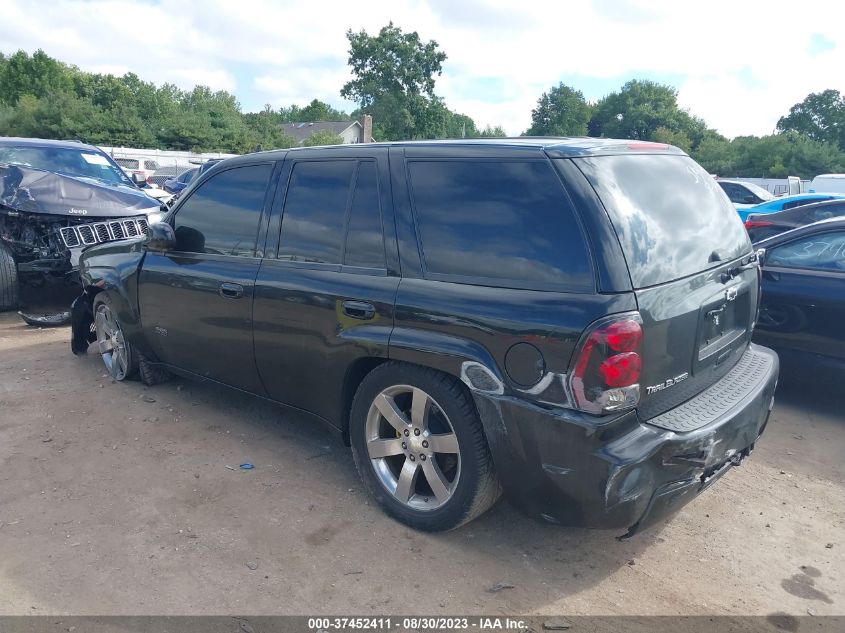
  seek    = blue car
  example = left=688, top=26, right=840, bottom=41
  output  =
left=737, top=193, right=845, bottom=222
left=162, top=167, right=198, bottom=195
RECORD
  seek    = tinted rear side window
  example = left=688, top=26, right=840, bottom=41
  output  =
left=344, top=161, right=385, bottom=269
left=407, top=160, right=593, bottom=291
left=278, top=161, right=355, bottom=264
left=805, top=203, right=845, bottom=222
left=574, top=154, right=750, bottom=288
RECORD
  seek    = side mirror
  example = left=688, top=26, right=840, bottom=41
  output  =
left=144, top=222, right=176, bottom=251
left=131, top=172, right=147, bottom=186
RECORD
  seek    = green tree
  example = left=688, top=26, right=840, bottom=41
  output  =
left=302, top=129, right=344, bottom=146
left=652, top=126, right=693, bottom=153
left=479, top=124, right=507, bottom=137
left=777, top=89, right=845, bottom=150
left=526, top=83, right=591, bottom=136
left=690, top=133, right=734, bottom=175
left=444, top=111, right=479, bottom=138
left=342, top=22, right=446, bottom=106
left=341, top=22, right=449, bottom=140
left=0, top=49, right=73, bottom=106
left=589, top=79, right=692, bottom=141
left=691, top=132, right=845, bottom=179
left=298, top=99, right=349, bottom=122
left=244, top=104, right=296, bottom=150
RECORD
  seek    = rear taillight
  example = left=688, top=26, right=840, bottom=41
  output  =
left=569, top=313, right=643, bottom=414
left=744, top=219, right=773, bottom=229
left=146, top=175, right=154, bottom=184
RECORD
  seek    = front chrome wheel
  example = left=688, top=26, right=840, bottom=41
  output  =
left=94, top=301, right=132, bottom=380
left=365, top=384, right=461, bottom=511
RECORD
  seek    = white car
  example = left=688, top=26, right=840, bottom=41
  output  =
left=114, top=157, right=160, bottom=183
left=717, top=179, right=776, bottom=209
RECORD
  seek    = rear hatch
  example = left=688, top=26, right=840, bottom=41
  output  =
left=572, top=153, right=759, bottom=420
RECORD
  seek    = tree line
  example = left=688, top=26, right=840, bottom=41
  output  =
left=528, top=80, right=845, bottom=179
left=2, top=24, right=844, bottom=179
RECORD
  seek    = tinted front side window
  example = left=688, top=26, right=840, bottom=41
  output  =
left=768, top=231, right=845, bottom=271
left=344, top=161, right=385, bottom=268
left=408, top=160, right=592, bottom=290
left=173, top=164, right=273, bottom=256
left=575, top=155, right=751, bottom=288
left=278, top=161, right=355, bottom=264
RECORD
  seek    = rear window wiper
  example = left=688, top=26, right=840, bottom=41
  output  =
left=721, top=252, right=759, bottom=282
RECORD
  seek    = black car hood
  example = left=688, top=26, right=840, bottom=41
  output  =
left=0, top=163, right=160, bottom=218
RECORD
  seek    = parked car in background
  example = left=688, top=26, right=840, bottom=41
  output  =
left=71, top=138, right=778, bottom=536
left=163, top=168, right=198, bottom=195
left=196, top=158, right=222, bottom=177
left=746, top=199, right=845, bottom=241
left=736, top=193, right=845, bottom=222
left=167, top=159, right=223, bottom=202
left=809, top=174, right=845, bottom=194
left=0, top=137, right=161, bottom=312
left=114, top=157, right=159, bottom=183
left=754, top=218, right=845, bottom=366
left=717, top=178, right=775, bottom=212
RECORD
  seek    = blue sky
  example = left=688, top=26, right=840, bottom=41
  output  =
left=2, top=0, right=844, bottom=137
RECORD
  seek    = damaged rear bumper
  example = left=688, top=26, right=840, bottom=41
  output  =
left=472, top=343, right=779, bottom=536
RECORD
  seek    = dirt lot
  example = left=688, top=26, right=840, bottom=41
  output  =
left=0, top=311, right=843, bottom=616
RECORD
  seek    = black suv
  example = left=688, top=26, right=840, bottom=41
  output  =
left=70, top=139, right=779, bottom=536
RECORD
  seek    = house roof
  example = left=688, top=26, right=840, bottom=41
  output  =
left=282, top=121, right=360, bottom=143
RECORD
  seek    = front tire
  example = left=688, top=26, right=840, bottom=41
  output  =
left=350, top=362, right=500, bottom=531
left=0, top=243, right=19, bottom=312
left=93, top=294, right=138, bottom=381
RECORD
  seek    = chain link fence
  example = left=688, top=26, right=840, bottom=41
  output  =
left=100, top=147, right=238, bottom=187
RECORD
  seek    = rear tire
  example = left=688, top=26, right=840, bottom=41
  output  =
left=139, top=355, right=172, bottom=386
left=0, top=243, right=19, bottom=312
left=350, top=362, right=500, bottom=531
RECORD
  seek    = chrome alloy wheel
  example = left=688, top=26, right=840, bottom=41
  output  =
left=94, top=302, right=130, bottom=380
left=365, top=384, right=461, bottom=511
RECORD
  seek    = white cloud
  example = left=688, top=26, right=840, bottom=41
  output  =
left=2, top=0, right=845, bottom=137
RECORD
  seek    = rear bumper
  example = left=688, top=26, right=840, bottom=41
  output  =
left=473, top=343, right=779, bottom=536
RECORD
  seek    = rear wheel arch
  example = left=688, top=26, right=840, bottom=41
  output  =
left=348, top=360, right=501, bottom=530
left=340, top=357, right=389, bottom=444
left=341, top=356, right=496, bottom=444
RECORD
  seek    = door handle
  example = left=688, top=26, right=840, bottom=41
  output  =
left=342, top=300, right=376, bottom=320
left=219, top=282, right=244, bottom=299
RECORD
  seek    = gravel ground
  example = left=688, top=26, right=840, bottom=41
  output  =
left=0, top=311, right=842, bottom=616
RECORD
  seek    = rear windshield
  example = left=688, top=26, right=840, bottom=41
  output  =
left=574, top=154, right=751, bottom=288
